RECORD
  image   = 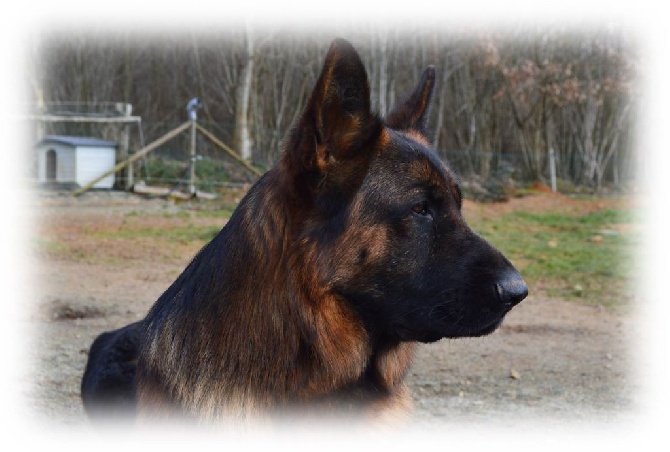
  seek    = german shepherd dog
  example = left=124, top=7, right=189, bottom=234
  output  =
left=81, top=38, right=527, bottom=426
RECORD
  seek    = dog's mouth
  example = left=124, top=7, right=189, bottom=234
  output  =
left=396, top=305, right=511, bottom=342
left=393, top=313, right=507, bottom=343
left=459, top=315, right=505, bottom=338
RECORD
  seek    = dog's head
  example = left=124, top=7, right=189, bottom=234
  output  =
left=282, top=39, right=527, bottom=344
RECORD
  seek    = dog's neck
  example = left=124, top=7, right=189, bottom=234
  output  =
left=140, top=167, right=414, bottom=420
left=230, top=168, right=416, bottom=396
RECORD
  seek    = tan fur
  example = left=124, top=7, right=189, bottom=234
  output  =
left=401, top=129, right=431, bottom=147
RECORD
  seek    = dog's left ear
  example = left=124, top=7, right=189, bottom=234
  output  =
left=385, top=65, right=436, bottom=139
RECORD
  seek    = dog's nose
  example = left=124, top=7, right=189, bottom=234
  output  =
left=495, top=273, right=528, bottom=309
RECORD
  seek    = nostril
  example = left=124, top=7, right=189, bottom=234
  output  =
left=495, top=283, right=505, bottom=302
left=496, top=277, right=529, bottom=308
left=509, top=285, right=528, bottom=306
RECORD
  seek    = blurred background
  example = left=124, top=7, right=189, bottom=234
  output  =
left=24, top=26, right=637, bottom=199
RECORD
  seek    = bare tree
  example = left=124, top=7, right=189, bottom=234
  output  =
left=232, top=26, right=255, bottom=161
left=31, top=27, right=636, bottom=190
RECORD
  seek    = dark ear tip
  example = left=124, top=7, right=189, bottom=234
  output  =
left=324, top=38, right=364, bottom=72
left=422, top=65, right=437, bottom=83
left=331, top=38, right=353, bottom=47
left=329, top=38, right=356, bottom=55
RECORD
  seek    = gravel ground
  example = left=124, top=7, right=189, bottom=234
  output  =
left=19, top=190, right=640, bottom=438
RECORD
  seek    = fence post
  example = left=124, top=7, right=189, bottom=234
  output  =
left=549, top=148, right=557, bottom=192
left=117, top=103, right=133, bottom=190
left=189, top=119, right=197, bottom=194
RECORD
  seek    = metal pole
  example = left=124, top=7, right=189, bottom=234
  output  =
left=189, top=120, right=197, bottom=194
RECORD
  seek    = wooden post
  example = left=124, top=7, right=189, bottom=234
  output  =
left=73, top=121, right=192, bottom=196
left=196, top=123, right=263, bottom=178
left=116, top=103, right=133, bottom=190
left=189, top=119, right=197, bottom=194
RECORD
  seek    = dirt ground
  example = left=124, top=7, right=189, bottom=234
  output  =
left=21, top=189, right=640, bottom=432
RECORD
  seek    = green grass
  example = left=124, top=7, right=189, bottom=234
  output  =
left=32, top=238, right=66, bottom=253
left=31, top=237, right=88, bottom=261
left=191, top=207, right=237, bottom=219
left=140, top=157, right=230, bottom=192
left=31, top=237, right=72, bottom=258
left=125, top=205, right=237, bottom=220
left=92, top=224, right=223, bottom=245
left=466, top=207, right=638, bottom=308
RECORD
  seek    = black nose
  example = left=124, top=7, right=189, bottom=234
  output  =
left=495, top=273, right=528, bottom=309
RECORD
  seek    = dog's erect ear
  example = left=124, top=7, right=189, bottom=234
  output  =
left=385, top=65, right=436, bottom=139
left=292, top=39, right=381, bottom=174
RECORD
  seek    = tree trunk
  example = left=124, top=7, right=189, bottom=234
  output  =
left=378, top=32, right=388, bottom=116
left=233, top=29, right=254, bottom=161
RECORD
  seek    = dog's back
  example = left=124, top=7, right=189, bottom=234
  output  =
left=81, top=321, right=142, bottom=421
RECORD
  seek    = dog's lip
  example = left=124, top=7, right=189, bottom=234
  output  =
left=474, top=316, right=506, bottom=336
left=444, top=314, right=506, bottom=339
left=394, top=309, right=508, bottom=341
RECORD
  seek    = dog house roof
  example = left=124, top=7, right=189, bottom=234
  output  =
left=37, top=135, right=118, bottom=148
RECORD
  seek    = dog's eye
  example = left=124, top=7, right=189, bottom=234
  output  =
left=411, top=202, right=432, bottom=218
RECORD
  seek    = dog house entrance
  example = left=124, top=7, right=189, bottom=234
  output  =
left=46, top=149, right=57, bottom=181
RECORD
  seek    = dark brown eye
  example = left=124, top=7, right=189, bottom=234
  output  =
left=411, top=202, right=432, bottom=217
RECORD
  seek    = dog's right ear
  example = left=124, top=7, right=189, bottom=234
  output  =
left=285, top=39, right=381, bottom=180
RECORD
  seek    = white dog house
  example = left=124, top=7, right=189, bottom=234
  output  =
left=36, top=135, right=118, bottom=189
